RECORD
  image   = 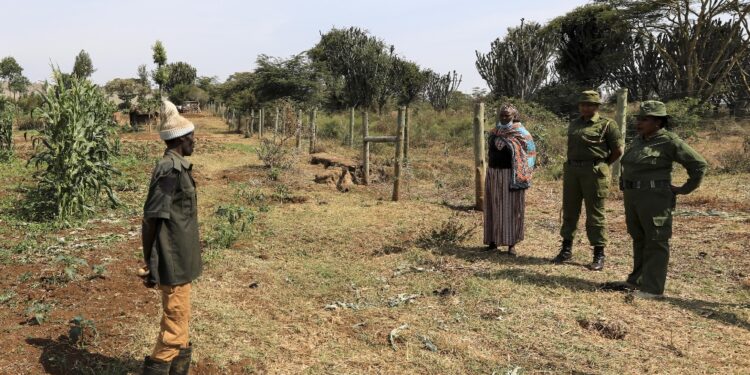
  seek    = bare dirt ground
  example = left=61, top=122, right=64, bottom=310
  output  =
left=0, top=115, right=748, bottom=374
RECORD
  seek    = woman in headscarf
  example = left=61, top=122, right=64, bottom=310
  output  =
left=483, top=103, right=536, bottom=256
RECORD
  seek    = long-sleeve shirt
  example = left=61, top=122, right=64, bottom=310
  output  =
left=621, top=129, right=707, bottom=194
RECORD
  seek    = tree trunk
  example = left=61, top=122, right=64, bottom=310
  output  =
left=473, top=103, right=486, bottom=211
left=362, top=110, right=369, bottom=185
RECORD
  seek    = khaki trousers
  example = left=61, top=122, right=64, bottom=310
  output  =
left=152, top=283, right=191, bottom=362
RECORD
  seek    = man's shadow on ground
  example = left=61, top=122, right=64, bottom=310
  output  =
left=26, top=336, right=140, bottom=375
left=435, top=245, right=750, bottom=332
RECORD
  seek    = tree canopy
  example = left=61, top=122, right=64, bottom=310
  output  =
left=72, top=50, right=95, bottom=79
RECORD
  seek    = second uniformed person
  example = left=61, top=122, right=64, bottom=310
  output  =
left=603, top=101, right=707, bottom=298
left=552, top=91, right=624, bottom=270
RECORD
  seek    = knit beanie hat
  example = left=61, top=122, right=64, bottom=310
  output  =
left=159, top=100, right=195, bottom=140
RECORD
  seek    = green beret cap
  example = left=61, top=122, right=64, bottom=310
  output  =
left=578, top=90, right=602, bottom=104
left=638, top=100, right=668, bottom=117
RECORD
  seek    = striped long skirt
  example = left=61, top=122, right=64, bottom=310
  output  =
left=483, top=167, right=526, bottom=246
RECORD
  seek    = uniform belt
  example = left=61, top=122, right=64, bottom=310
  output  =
left=567, top=159, right=604, bottom=166
left=622, top=179, right=671, bottom=189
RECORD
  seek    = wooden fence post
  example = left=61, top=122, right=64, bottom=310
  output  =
left=362, top=110, right=370, bottom=185
left=274, top=107, right=279, bottom=138
left=473, top=102, right=486, bottom=211
left=259, top=108, right=264, bottom=138
left=309, top=108, right=317, bottom=154
left=349, top=107, right=355, bottom=147
left=296, top=109, right=303, bottom=150
left=612, top=89, right=628, bottom=184
left=392, top=107, right=406, bottom=201
left=404, top=105, right=410, bottom=164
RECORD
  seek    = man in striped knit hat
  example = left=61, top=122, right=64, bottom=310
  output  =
left=139, top=100, right=201, bottom=375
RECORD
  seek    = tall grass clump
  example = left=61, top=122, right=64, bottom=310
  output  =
left=25, top=69, right=120, bottom=223
left=0, top=99, right=14, bottom=161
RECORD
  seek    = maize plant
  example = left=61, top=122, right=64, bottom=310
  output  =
left=0, top=99, right=13, bottom=161
left=28, top=69, right=119, bottom=222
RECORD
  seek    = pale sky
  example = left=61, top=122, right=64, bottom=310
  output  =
left=1, top=0, right=590, bottom=92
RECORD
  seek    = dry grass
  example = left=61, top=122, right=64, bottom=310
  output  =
left=2, top=114, right=749, bottom=374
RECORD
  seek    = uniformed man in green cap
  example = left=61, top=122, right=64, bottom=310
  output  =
left=552, top=90, right=624, bottom=270
left=140, top=100, right=201, bottom=375
left=602, top=100, right=707, bottom=298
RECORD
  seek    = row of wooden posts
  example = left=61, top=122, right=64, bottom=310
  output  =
left=471, top=88, right=629, bottom=211
left=206, top=102, right=408, bottom=201
left=207, top=103, right=321, bottom=154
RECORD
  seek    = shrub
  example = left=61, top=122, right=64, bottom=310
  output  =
left=27, top=69, right=120, bottom=223
left=318, top=119, right=343, bottom=140
left=257, top=138, right=294, bottom=170
left=0, top=99, right=14, bottom=160
left=665, top=97, right=711, bottom=138
left=68, top=316, right=98, bottom=349
left=416, top=215, right=476, bottom=249
left=205, top=205, right=255, bottom=250
left=717, top=135, right=750, bottom=174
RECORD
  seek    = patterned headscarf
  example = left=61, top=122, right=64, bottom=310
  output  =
left=497, top=103, right=520, bottom=126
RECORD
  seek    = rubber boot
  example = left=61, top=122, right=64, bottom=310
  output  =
left=142, top=356, right=170, bottom=375
left=589, top=246, right=605, bottom=271
left=169, top=344, right=192, bottom=375
left=551, top=240, right=573, bottom=264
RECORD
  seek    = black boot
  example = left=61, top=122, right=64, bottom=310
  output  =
left=551, top=240, right=572, bottom=264
left=484, top=242, right=497, bottom=252
left=169, top=344, right=192, bottom=375
left=589, top=246, right=605, bottom=271
left=142, top=356, right=170, bottom=375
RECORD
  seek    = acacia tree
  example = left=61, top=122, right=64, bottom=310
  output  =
left=476, top=20, right=556, bottom=100
left=253, top=53, right=321, bottom=105
left=608, top=0, right=750, bottom=102
left=423, top=69, right=462, bottom=111
left=104, top=78, right=142, bottom=110
left=72, top=50, right=95, bottom=79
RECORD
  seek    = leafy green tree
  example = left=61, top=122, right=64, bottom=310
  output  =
left=550, top=3, right=632, bottom=88
left=218, top=72, right=258, bottom=113
left=392, top=57, right=427, bottom=106
left=72, top=50, right=95, bottom=79
left=104, top=78, right=142, bottom=110
left=9, top=74, right=30, bottom=100
left=0, top=56, right=23, bottom=98
left=311, top=27, right=393, bottom=111
left=165, top=61, right=197, bottom=92
left=151, top=40, right=168, bottom=96
left=137, top=64, right=150, bottom=87
left=169, top=84, right=209, bottom=105
left=476, top=20, right=556, bottom=100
